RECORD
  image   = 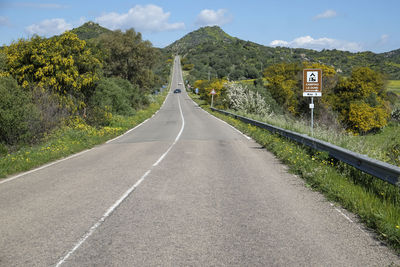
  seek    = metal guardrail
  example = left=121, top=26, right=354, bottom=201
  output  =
left=211, top=108, right=400, bottom=186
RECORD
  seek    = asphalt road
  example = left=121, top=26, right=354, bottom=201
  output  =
left=1, top=57, right=399, bottom=266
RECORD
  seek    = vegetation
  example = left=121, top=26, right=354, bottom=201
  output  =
left=96, top=29, right=160, bottom=91
left=175, top=26, right=398, bottom=134
left=225, top=83, right=271, bottom=117
left=166, top=26, right=400, bottom=85
left=2, top=32, right=102, bottom=112
left=0, top=77, right=40, bottom=145
left=388, top=80, right=400, bottom=95
left=190, top=93, right=400, bottom=252
left=0, top=93, right=166, bottom=178
left=326, top=67, right=391, bottom=133
left=71, top=21, right=111, bottom=41
left=0, top=21, right=172, bottom=172
left=190, top=64, right=393, bottom=134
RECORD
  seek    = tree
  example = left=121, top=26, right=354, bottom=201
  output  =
left=264, top=63, right=301, bottom=115
left=330, top=67, right=390, bottom=133
left=98, top=29, right=159, bottom=91
left=194, top=78, right=227, bottom=104
left=3, top=32, right=102, bottom=112
left=225, top=83, right=270, bottom=116
left=0, top=77, right=40, bottom=145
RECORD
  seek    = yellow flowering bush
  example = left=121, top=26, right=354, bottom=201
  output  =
left=348, top=102, right=389, bottom=133
left=3, top=32, right=102, bottom=112
left=331, top=67, right=390, bottom=134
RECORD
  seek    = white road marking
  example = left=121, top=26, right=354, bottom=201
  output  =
left=1, top=93, right=170, bottom=186
left=55, top=94, right=185, bottom=267
left=153, top=97, right=185, bottom=167
left=188, top=97, right=251, bottom=140
left=55, top=169, right=152, bottom=267
left=330, top=203, right=354, bottom=223
left=0, top=149, right=90, bottom=185
left=209, top=113, right=252, bottom=140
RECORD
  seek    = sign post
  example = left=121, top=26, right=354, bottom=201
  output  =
left=210, top=89, right=216, bottom=108
left=303, top=69, right=322, bottom=136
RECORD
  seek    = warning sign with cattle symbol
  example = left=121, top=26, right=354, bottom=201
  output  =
left=303, top=69, right=322, bottom=97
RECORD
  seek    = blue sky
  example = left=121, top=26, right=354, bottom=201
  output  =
left=0, top=0, right=399, bottom=53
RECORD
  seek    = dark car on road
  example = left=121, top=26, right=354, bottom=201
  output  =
left=174, top=89, right=181, bottom=93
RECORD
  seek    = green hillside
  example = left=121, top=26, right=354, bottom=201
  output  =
left=164, top=26, right=400, bottom=81
left=71, top=21, right=111, bottom=40
left=166, top=26, right=236, bottom=53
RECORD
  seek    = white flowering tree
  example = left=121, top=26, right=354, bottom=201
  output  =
left=225, top=83, right=270, bottom=117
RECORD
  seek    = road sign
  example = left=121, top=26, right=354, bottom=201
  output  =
left=303, top=69, right=322, bottom=97
left=210, top=89, right=216, bottom=95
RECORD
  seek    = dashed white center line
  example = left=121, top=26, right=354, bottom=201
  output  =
left=55, top=95, right=185, bottom=267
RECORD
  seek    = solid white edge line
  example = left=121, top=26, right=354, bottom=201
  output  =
left=189, top=97, right=251, bottom=140
left=0, top=149, right=90, bottom=185
left=1, top=92, right=171, bottom=186
left=330, top=203, right=354, bottom=223
left=210, top=113, right=251, bottom=140
left=56, top=88, right=185, bottom=266
left=55, top=169, right=152, bottom=267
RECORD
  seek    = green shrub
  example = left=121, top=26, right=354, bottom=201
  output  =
left=0, top=143, right=8, bottom=156
left=183, top=64, right=194, bottom=71
left=0, top=77, right=40, bottom=145
left=111, top=77, right=148, bottom=108
left=90, top=77, right=134, bottom=116
left=86, top=105, right=113, bottom=127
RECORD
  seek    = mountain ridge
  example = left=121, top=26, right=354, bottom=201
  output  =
left=163, top=26, right=400, bottom=79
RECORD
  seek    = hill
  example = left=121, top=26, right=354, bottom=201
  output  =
left=166, top=26, right=236, bottom=53
left=71, top=21, right=111, bottom=41
left=164, top=26, right=400, bottom=81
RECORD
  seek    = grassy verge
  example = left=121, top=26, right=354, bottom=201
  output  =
left=388, top=80, right=400, bottom=95
left=219, top=105, right=400, bottom=167
left=190, top=92, right=400, bottom=252
left=0, top=92, right=167, bottom=178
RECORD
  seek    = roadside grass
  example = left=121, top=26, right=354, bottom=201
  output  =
left=388, top=80, right=400, bottom=95
left=190, top=92, right=400, bottom=252
left=221, top=107, right=400, bottom=167
left=0, top=93, right=167, bottom=178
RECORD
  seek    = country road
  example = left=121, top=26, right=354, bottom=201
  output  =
left=0, top=56, right=399, bottom=266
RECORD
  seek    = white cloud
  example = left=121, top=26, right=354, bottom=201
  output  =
left=314, top=9, right=337, bottom=20
left=0, top=16, right=9, bottom=26
left=379, top=34, right=389, bottom=45
left=195, top=9, right=232, bottom=26
left=270, top=35, right=362, bottom=52
left=25, top=18, right=72, bottom=36
left=95, top=4, right=185, bottom=32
